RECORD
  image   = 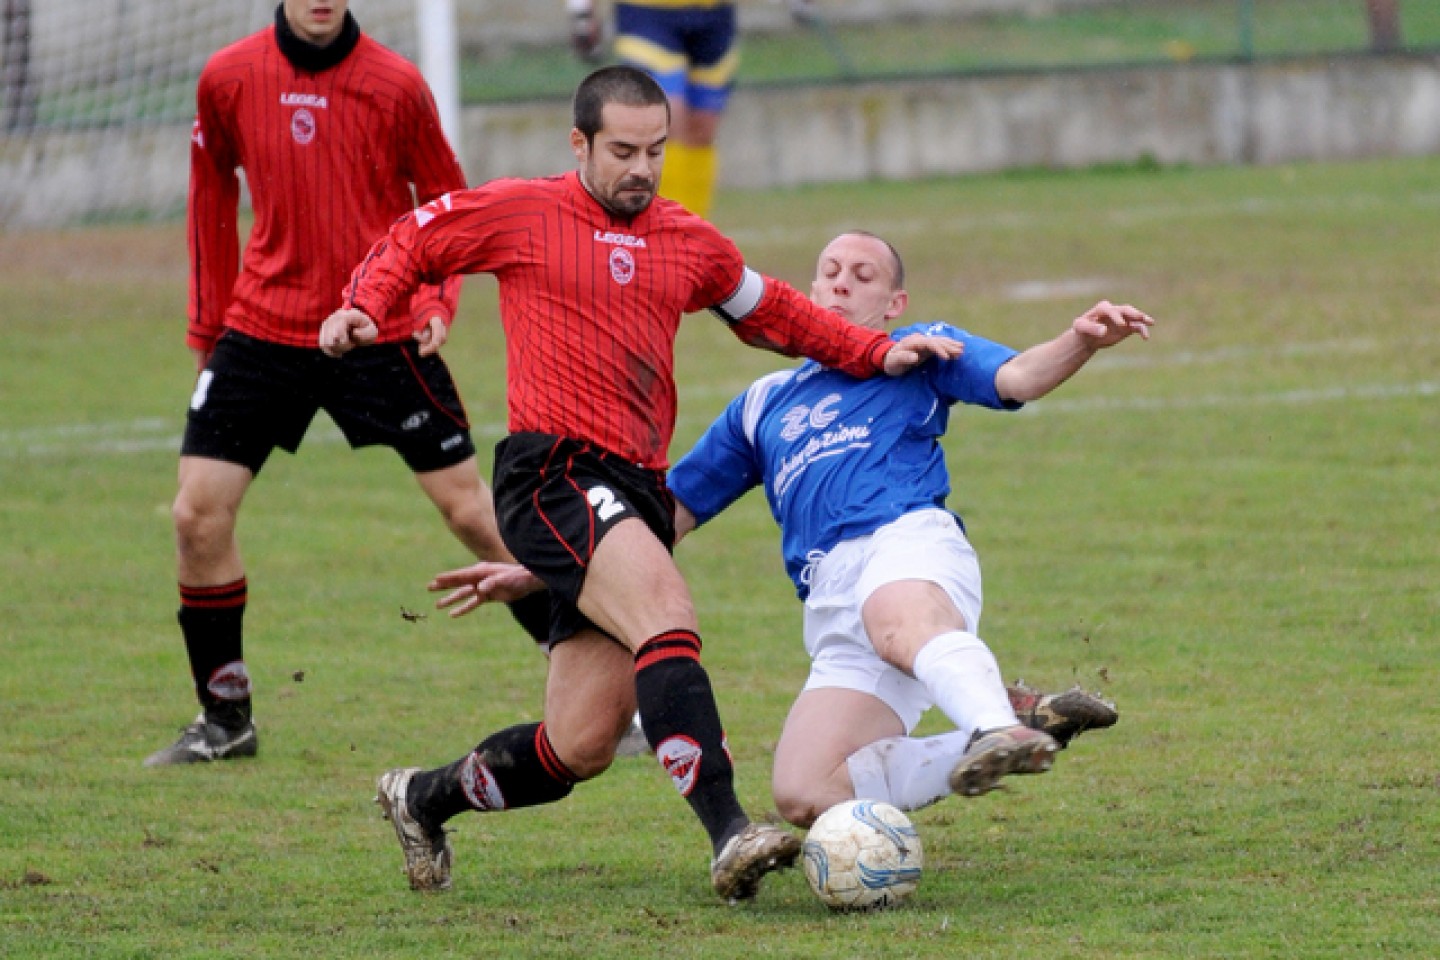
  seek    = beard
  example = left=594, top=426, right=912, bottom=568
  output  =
left=599, top=177, right=655, bottom=219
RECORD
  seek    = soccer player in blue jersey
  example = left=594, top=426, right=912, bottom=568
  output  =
left=425, top=230, right=1144, bottom=828
left=661, top=230, right=1151, bottom=827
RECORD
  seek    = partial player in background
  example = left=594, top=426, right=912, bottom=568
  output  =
left=146, top=0, right=546, bottom=767
left=666, top=231, right=1145, bottom=826
left=320, top=65, right=966, bottom=902
left=568, top=0, right=811, bottom=218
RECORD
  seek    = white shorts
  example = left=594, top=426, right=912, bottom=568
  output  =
left=801, top=508, right=983, bottom=733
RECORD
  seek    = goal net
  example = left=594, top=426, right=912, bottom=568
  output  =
left=0, top=0, right=425, bottom=229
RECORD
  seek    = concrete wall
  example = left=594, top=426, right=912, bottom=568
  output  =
left=5, top=54, right=1440, bottom=226
left=464, top=54, right=1440, bottom=185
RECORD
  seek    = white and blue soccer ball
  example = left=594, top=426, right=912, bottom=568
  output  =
left=802, top=799, right=923, bottom=911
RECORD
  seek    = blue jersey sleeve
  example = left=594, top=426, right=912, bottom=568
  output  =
left=900, top=322, right=1022, bottom=410
left=668, top=389, right=764, bottom=527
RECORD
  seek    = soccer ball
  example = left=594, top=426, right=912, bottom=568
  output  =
left=802, top=799, right=923, bottom=911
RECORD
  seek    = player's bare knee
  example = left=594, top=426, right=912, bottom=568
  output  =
left=645, top=582, right=700, bottom=634
left=171, top=492, right=233, bottom=554
left=559, top=731, right=618, bottom=780
left=773, top=788, right=825, bottom=830
left=772, top=769, right=826, bottom=827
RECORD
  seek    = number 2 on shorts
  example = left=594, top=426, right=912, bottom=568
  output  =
left=587, top=484, right=625, bottom=522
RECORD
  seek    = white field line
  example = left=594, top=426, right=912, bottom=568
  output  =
left=4, top=378, right=1435, bottom=461
left=1003, top=278, right=1114, bottom=302
left=1019, top=379, right=1438, bottom=416
left=0, top=417, right=511, bottom=460
left=1084, top=335, right=1440, bottom=372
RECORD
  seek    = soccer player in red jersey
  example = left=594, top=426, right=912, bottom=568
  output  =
left=320, top=65, right=963, bottom=902
left=146, top=0, right=547, bottom=767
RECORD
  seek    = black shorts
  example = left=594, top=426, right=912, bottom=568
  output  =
left=182, top=330, right=476, bottom=476
left=493, top=432, right=676, bottom=643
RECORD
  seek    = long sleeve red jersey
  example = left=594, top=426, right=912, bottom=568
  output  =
left=341, top=172, right=894, bottom=470
left=186, top=25, right=465, bottom=353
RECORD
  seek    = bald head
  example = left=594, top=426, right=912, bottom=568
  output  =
left=809, top=232, right=909, bottom=330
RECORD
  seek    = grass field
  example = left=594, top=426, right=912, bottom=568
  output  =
left=2, top=156, right=1438, bottom=958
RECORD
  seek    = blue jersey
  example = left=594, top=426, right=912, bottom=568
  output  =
left=669, top=322, right=1021, bottom=598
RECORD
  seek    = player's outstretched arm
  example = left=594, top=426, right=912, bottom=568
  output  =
left=319, top=308, right=379, bottom=357
left=882, top=333, right=966, bottom=376
left=429, top=561, right=545, bottom=618
left=996, top=300, right=1154, bottom=403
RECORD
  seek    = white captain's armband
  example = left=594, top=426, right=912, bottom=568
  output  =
left=709, top=267, right=765, bottom=326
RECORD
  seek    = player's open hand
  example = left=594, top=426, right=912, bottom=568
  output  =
left=882, top=333, right=965, bottom=376
left=429, top=561, right=545, bottom=618
left=413, top=314, right=449, bottom=357
left=1072, top=300, right=1154, bottom=348
left=319, top=307, right=378, bottom=357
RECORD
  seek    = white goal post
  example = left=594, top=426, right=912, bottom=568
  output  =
left=0, top=0, right=462, bottom=229
left=415, top=0, right=462, bottom=167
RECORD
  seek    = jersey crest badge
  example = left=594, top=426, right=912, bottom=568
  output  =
left=290, top=107, right=316, bottom=145
left=609, top=246, right=636, bottom=285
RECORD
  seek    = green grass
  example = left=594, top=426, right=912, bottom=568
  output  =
left=3, top=156, right=1439, bottom=958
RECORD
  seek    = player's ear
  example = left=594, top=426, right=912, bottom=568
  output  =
left=885, top=289, right=909, bottom=323
left=570, top=127, right=589, bottom=165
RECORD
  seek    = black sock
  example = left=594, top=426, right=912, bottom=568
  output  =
left=177, top=579, right=252, bottom=729
left=407, top=721, right=576, bottom=828
left=634, top=630, right=748, bottom=851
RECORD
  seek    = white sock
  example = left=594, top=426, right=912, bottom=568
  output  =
left=844, top=633, right=1020, bottom=812
left=845, top=730, right=974, bottom=812
left=911, top=630, right=1018, bottom=737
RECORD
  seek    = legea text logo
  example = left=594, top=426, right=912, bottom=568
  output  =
left=280, top=93, right=329, bottom=109
left=593, top=229, right=646, bottom=248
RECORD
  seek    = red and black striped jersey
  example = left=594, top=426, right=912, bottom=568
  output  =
left=342, top=172, right=894, bottom=469
left=186, top=26, right=465, bottom=352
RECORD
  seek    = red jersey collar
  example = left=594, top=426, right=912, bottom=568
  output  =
left=566, top=170, right=657, bottom=228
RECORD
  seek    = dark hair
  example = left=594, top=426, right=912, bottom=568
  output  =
left=846, top=230, right=907, bottom=290
left=573, top=65, right=670, bottom=143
